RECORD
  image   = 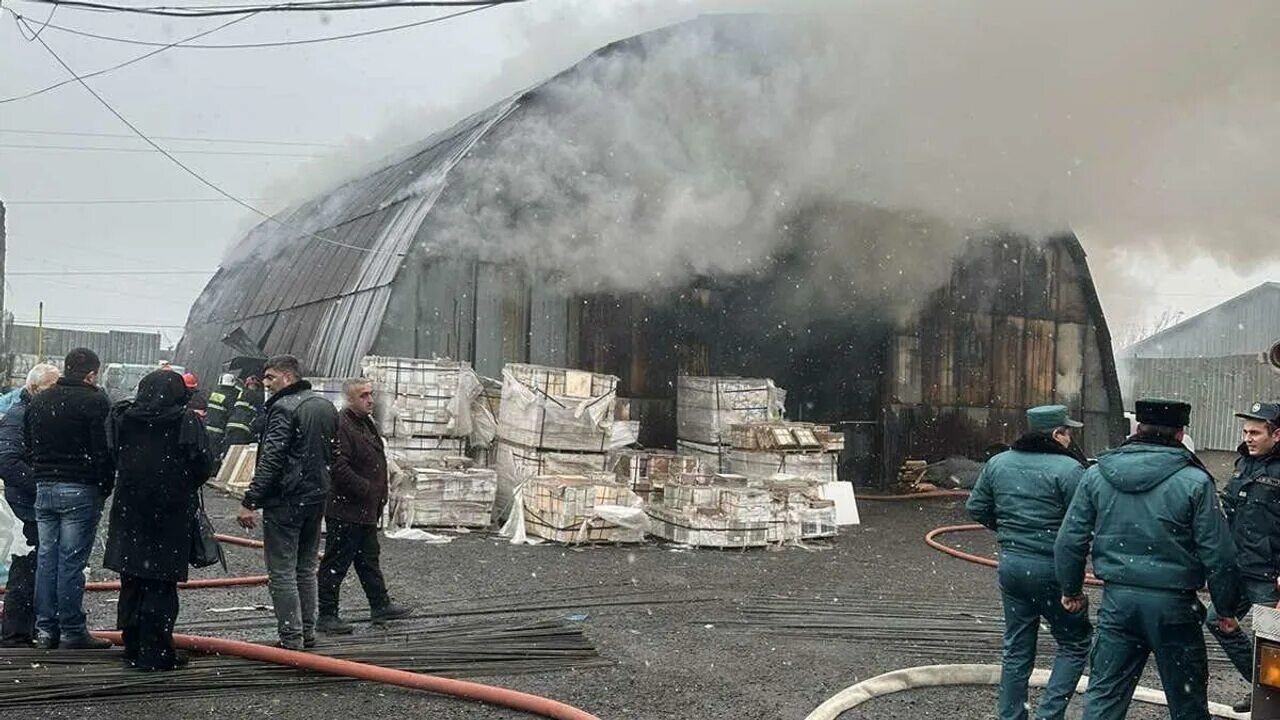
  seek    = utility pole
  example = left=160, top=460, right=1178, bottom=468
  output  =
left=36, top=301, right=43, bottom=360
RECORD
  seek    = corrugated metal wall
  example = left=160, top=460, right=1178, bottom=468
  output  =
left=1128, top=354, right=1280, bottom=451
left=883, top=235, right=1125, bottom=480
left=7, top=324, right=160, bottom=365
left=1123, top=283, right=1280, bottom=360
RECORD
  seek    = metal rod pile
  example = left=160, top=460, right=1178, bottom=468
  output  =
left=0, top=618, right=608, bottom=707
left=704, top=593, right=1236, bottom=668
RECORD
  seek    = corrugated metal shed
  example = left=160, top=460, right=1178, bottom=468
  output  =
left=1129, top=355, right=1280, bottom=451
left=1121, top=282, right=1280, bottom=359
left=7, top=324, right=160, bottom=365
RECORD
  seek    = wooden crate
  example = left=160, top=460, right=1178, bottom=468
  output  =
left=213, top=444, right=257, bottom=498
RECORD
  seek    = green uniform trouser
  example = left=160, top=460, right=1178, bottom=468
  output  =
left=997, top=552, right=1092, bottom=720
left=1205, top=577, right=1280, bottom=681
left=1084, top=586, right=1209, bottom=720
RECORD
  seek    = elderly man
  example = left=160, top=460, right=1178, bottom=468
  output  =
left=316, top=379, right=411, bottom=634
left=966, top=405, right=1091, bottom=720
left=1056, top=399, right=1240, bottom=720
left=0, top=364, right=61, bottom=648
left=237, top=355, right=337, bottom=650
left=27, top=349, right=115, bottom=650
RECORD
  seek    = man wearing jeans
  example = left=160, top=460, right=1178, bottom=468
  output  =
left=25, top=348, right=114, bottom=650
left=237, top=355, right=337, bottom=650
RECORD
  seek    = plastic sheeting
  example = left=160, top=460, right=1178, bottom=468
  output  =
left=676, top=376, right=786, bottom=445
left=497, top=365, right=617, bottom=453
left=0, top=494, right=32, bottom=585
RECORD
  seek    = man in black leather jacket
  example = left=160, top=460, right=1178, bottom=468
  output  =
left=237, top=355, right=337, bottom=650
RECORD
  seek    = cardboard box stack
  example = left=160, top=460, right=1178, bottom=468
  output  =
left=522, top=473, right=645, bottom=544
left=494, top=364, right=620, bottom=517
left=676, top=376, right=786, bottom=472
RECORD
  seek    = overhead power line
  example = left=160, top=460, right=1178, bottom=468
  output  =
left=8, top=269, right=214, bottom=275
left=0, top=142, right=318, bottom=157
left=19, top=0, right=522, bottom=17
left=5, top=197, right=262, bottom=204
left=12, top=318, right=186, bottom=329
left=0, top=128, right=338, bottom=147
left=1, top=7, right=258, bottom=104
left=14, top=15, right=399, bottom=256
left=10, top=2, right=494, bottom=48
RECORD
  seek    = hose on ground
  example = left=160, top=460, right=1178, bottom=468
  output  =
left=802, top=663, right=1247, bottom=720
left=91, top=630, right=601, bottom=720
left=925, top=524, right=1104, bottom=588
left=2, top=531, right=603, bottom=720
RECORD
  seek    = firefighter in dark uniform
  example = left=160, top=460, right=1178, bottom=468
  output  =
left=1056, top=399, right=1240, bottom=720
left=1206, top=400, right=1280, bottom=714
left=224, top=375, right=264, bottom=447
left=204, top=374, right=241, bottom=457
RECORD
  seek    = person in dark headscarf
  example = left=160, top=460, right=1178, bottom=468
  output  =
left=104, top=369, right=214, bottom=671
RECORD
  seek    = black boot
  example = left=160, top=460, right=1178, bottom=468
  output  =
left=317, top=615, right=353, bottom=635
left=1233, top=695, right=1251, bottom=714
left=370, top=603, right=412, bottom=623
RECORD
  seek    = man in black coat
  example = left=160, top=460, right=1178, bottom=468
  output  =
left=104, top=370, right=215, bottom=670
left=0, top=363, right=61, bottom=647
left=26, top=348, right=114, bottom=650
left=236, top=355, right=337, bottom=651
left=317, top=379, right=411, bottom=634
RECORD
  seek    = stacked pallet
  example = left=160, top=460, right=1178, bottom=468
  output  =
left=720, top=421, right=842, bottom=485
left=762, top=477, right=839, bottom=542
left=494, top=364, right=619, bottom=517
left=647, top=473, right=773, bottom=548
left=362, top=356, right=493, bottom=467
left=612, top=449, right=700, bottom=502
left=403, top=467, right=498, bottom=528
left=676, top=376, right=786, bottom=472
left=522, top=474, right=646, bottom=544
left=212, top=443, right=257, bottom=498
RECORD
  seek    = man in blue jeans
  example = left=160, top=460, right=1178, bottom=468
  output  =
left=966, top=405, right=1092, bottom=720
left=25, top=348, right=115, bottom=650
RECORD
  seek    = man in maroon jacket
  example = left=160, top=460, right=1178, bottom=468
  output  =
left=316, top=379, right=411, bottom=634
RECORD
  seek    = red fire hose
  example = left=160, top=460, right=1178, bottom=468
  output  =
left=2, top=532, right=603, bottom=720
left=925, top=523, right=1104, bottom=588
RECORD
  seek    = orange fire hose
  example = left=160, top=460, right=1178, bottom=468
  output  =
left=2, top=532, right=603, bottom=720
left=925, top=523, right=1104, bottom=588
left=90, top=630, right=600, bottom=720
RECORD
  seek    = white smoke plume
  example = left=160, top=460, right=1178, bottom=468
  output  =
left=253, top=0, right=1280, bottom=321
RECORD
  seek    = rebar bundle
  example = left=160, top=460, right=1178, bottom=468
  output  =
left=0, top=618, right=607, bottom=707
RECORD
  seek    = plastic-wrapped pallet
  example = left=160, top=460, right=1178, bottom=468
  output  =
left=648, top=475, right=771, bottom=548
left=361, top=356, right=497, bottom=447
left=522, top=474, right=646, bottom=544
left=494, top=443, right=610, bottom=517
left=676, top=376, right=786, bottom=445
left=723, top=449, right=838, bottom=484
left=762, top=477, right=839, bottom=542
left=613, top=450, right=700, bottom=501
left=497, top=364, right=617, bottom=452
left=676, top=439, right=725, bottom=473
left=408, top=468, right=497, bottom=528
left=385, top=436, right=468, bottom=468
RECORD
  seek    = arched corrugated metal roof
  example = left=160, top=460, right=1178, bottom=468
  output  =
left=173, top=98, right=518, bottom=380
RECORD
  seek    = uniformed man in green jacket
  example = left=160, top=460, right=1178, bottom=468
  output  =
left=1206, top=400, right=1280, bottom=714
left=1056, top=399, right=1241, bottom=720
left=966, top=404, right=1091, bottom=720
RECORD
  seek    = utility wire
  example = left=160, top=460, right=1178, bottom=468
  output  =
left=12, top=318, right=186, bottom=328
left=18, top=0, right=521, bottom=17
left=6, top=197, right=262, bottom=204
left=0, top=7, right=257, bottom=104
left=15, top=14, right=400, bottom=256
left=0, top=128, right=338, bottom=147
left=9, top=269, right=213, bottom=275
left=0, top=142, right=318, bottom=157
left=10, top=2, right=492, bottom=49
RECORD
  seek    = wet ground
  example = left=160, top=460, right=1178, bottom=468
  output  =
left=5, top=491, right=1250, bottom=719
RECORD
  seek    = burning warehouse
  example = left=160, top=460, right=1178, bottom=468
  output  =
left=174, top=15, right=1126, bottom=487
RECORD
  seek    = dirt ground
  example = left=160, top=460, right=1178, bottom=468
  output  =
left=4, top=491, right=1250, bottom=720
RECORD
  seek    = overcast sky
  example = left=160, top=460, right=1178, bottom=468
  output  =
left=0, top=0, right=1275, bottom=350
